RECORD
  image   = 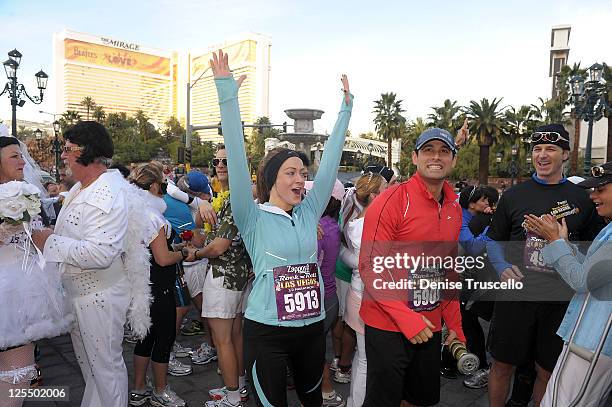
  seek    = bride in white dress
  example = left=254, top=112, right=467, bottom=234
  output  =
left=0, top=133, right=73, bottom=407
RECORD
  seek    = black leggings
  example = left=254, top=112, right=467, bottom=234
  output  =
left=134, top=286, right=176, bottom=363
left=244, top=319, right=324, bottom=407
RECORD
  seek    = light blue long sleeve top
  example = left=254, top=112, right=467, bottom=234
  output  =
left=215, top=76, right=353, bottom=326
left=459, top=208, right=489, bottom=256
left=541, top=222, right=612, bottom=357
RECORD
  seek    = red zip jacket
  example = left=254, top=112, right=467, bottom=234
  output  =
left=359, top=173, right=466, bottom=342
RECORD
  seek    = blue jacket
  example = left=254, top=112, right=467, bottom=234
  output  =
left=542, top=222, right=612, bottom=357
left=215, top=76, right=353, bottom=326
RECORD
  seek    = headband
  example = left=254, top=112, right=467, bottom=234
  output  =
left=264, top=149, right=301, bottom=189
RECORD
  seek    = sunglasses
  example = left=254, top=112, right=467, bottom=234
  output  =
left=63, top=146, right=84, bottom=152
left=528, top=132, right=569, bottom=144
left=212, top=158, right=228, bottom=167
left=468, top=185, right=478, bottom=202
left=591, top=166, right=612, bottom=178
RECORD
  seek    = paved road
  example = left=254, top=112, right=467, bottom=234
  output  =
left=27, top=327, right=492, bottom=407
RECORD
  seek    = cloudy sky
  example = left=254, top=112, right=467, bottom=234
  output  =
left=0, top=0, right=610, bottom=134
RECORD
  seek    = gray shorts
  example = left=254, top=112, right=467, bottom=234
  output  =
left=323, top=294, right=340, bottom=334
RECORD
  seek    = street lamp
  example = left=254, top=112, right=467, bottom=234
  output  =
left=0, top=49, right=48, bottom=137
left=367, top=142, right=374, bottom=166
left=356, top=149, right=363, bottom=169
left=569, top=63, right=610, bottom=176
left=34, top=128, right=43, bottom=148
left=496, top=152, right=503, bottom=164
left=509, top=145, right=519, bottom=186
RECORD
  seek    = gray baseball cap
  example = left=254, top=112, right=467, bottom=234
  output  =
left=415, top=128, right=457, bottom=154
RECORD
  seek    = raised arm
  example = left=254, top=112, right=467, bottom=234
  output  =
left=210, top=50, right=257, bottom=236
left=302, top=75, right=353, bottom=218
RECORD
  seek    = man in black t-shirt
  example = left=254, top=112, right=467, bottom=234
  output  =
left=485, top=124, right=605, bottom=407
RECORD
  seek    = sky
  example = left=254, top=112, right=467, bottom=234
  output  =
left=0, top=0, right=610, bottom=135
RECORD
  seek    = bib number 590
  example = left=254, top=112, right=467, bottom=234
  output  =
left=284, top=290, right=319, bottom=313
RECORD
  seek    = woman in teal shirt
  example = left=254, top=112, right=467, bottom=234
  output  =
left=210, top=50, right=353, bottom=407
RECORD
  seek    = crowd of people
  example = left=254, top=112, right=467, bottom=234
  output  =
left=0, top=49, right=610, bottom=407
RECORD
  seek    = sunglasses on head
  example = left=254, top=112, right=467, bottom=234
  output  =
left=591, top=166, right=612, bottom=178
left=529, top=132, right=569, bottom=144
left=468, top=185, right=478, bottom=202
left=63, top=146, right=84, bottom=152
left=212, top=158, right=228, bottom=167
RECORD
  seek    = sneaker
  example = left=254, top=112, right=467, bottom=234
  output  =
left=181, top=319, right=205, bottom=336
left=464, top=368, right=490, bottom=389
left=129, top=388, right=152, bottom=406
left=150, top=385, right=186, bottom=407
left=168, top=354, right=192, bottom=376
left=323, top=390, right=346, bottom=407
left=209, top=386, right=249, bottom=402
left=172, top=341, right=192, bottom=358
left=440, top=366, right=458, bottom=379
left=329, top=357, right=339, bottom=372
left=333, top=368, right=351, bottom=384
left=204, top=394, right=242, bottom=407
left=191, top=342, right=218, bottom=365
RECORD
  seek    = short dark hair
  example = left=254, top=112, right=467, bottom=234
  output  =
left=63, top=121, right=114, bottom=166
left=459, top=185, right=499, bottom=209
left=322, top=196, right=341, bottom=221
left=0, top=136, right=19, bottom=150
left=110, top=164, right=130, bottom=178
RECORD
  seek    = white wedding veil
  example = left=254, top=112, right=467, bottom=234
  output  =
left=0, top=123, right=49, bottom=199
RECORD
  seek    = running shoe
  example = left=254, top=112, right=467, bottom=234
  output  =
left=333, top=368, right=351, bottom=384
left=172, top=341, right=192, bottom=358
left=440, top=366, right=458, bottom=379
left=208, top=386, right=249, bottom=402
left=204, top=394, right=242, bottom=407
left=191, top=342, right=217, bottom=365
left=168, top=354, right=192, bottom=376
left=463, top=367, right=490, bottom=389
left=181, top=319, right=205, bottom=336
left=150, top=385, right=186, bottom=407
left=329, top=357, right=339, bottom=372
left=129, top=388, right=152, bottom=406
left=323, top=390, right=346, bottom=407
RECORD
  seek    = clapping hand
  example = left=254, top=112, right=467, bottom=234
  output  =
left=455, top=118, right=469, bottom=148
left=341, top=74, right=350, bottom=106
left=210, top=49, right=246, bottom=89
left=524, top=214, right=567, bottom=243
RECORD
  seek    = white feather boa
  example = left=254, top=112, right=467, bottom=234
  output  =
left=123, top=183, right=153, bottom=340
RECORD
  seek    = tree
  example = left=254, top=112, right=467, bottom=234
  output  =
left=59, top=110, right=82, bottom=130
left=92, top=105, right=106, bottom=122
left=80, top=97, right=96, bottom=120
left=134, top=110, right=150, bottom=143
left=373, top=92, right=406, bottom=167
left=247, top=117, right=280, bottom=172
left=502, top=105, right=537, bottom=161
left=465, top=97, right=507, bottom=184
left=427, top=99, right=462, bottom=132
left=603, top=63, right=612, bottom=163
left=397, top=117, right=428, bottom=177
left=163, top=116, right=185, bottom=143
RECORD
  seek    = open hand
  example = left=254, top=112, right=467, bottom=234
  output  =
left=198, top=201, right=217, bottom=226
left=209, top=49, right=246, bottom=89
left=444, top=329, right=459, bottom=346
left=409, top=316, right=435, bottom=345
left=341, top=74, right=350, bottom=105
left=455, top=118, right=469, bottom=148
left=524, top=214, right=566, bottom=242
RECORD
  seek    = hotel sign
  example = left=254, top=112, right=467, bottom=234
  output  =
left=64, top=39, right=170, bottom=76
left=100, top=37, right=140, bottom=51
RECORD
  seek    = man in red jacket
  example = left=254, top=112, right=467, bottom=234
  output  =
left=360, top=128, right=466, bottom=407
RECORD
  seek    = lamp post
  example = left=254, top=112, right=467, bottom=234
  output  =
left=52, top=121, right=62, bottom=182
left=569, top=63, right=609, bottom=176
left=356, top=149, right=363, bottom=170
left=509, top=145, right=519, bottom=186
left=367, top=142, right=374, bottom=166
left=0, top=49, right=48, bottom=137
left=34, top=128, right=43, bottom=148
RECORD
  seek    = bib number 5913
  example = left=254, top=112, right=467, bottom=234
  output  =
left=284, top=290, right=319, bottom=313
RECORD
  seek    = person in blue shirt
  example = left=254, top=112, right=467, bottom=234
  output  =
left=210, top=50, right=352, bottom=407
left=524, top=161, right=612, bottom=407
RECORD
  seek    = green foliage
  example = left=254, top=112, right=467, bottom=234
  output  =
left=246, top=117, right=280, bottom=172
left=373, top=92, right=406, bottom=166
left=427, top=99, right=464, bottom=133
left=80, top=97, right=96, bottom=120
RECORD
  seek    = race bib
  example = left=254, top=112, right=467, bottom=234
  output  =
left=408, top=267, right=444, bottom=312
left=273, top=263, right=321, bottom=322
left=523, top=231, right=554, bottom=273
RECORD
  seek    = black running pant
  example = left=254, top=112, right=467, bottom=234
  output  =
left=243, top=318, right=324, bottom=407
left=134, top=286, right=176, bottom=363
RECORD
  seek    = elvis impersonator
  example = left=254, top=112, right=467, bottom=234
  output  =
left=32, top=121, right=152, bottom=407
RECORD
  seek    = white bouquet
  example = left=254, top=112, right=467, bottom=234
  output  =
left=0, top=181, right=41, bottom=225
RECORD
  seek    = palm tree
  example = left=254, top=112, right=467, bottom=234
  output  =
left=373, top=92, right=406, bottom=167
left=80, top=97, right=96, bottom=120
left=465, top=98, right=507, bottom=185
left=557, top=63, right=587, bottom=174
left=427, top=99, right=462, bottom=132
left=603, top=63, right=612, bottom=163
left=134, top=110, right=149, bottom=143
left=92, top=105, right=106, bottom=122
left=59, top=110, right=82, bottom=129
